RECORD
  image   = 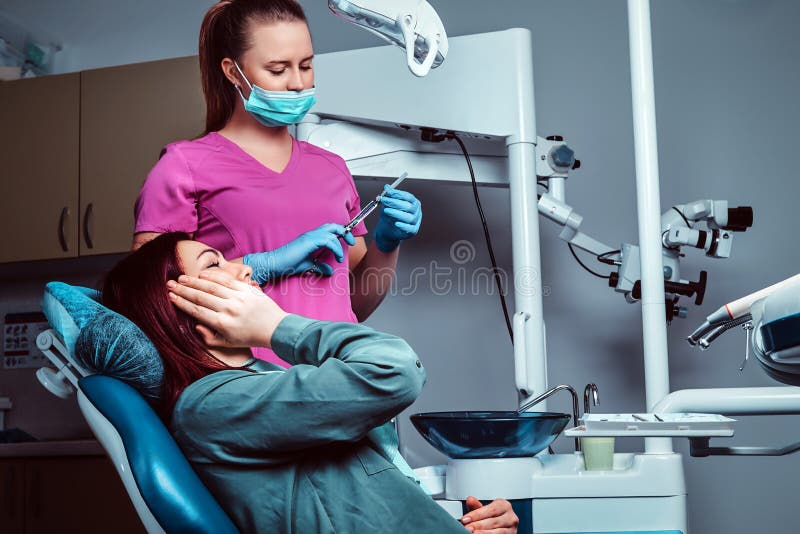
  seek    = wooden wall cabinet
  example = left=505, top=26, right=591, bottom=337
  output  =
left=0, top=73, right=80, bottom=263
left=0, top=456, right=144, bottom=534
left=0, top=56, right=205, bottom=262
left=79, top=56, right=205, bottom=255
left=0, top=458, right=25, bottom=533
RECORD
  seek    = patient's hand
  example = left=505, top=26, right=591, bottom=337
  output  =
left=167, top=270, right=288, bottom=349
left=460, top=496, right=519, bottom=534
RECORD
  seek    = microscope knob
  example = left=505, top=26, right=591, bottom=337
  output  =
left=551, top=144, right=576, bottom=168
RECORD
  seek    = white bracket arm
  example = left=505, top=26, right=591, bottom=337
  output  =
left=35, top=329, right=84, bottom=398
left=653, top=386, right=800, bottom=415
left=297, top=118, right=509, bottom=185
left=537, top=193, right=616, bottom=257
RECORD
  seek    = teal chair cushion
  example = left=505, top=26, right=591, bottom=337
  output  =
left=80, top=375, right=238, bottom=534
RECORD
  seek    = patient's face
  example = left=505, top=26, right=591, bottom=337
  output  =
left=176, top=240, right=256, bottom=285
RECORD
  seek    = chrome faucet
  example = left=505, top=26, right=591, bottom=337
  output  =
left=583, top=383, right=599, bottom=414
left=518, top=384, right=581, bottom=451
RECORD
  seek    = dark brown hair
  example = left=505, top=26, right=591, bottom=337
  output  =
left=103, top=232, right=233, bottom=418
left=199, top=0, right=308, bottom=133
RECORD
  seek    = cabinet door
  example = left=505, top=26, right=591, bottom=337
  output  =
left=0, top=459, right=24, bottom=534
left=24, top=456, right=145, bottom=534
left=0, top=74, right=80, bottom=262
left=80, top=56, right=205, bottom=255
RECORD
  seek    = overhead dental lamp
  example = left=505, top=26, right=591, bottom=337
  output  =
left=328, top=0, right=448, bottom=77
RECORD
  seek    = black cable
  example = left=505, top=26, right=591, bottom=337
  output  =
left=672, top=207, right=691, bottom=227
left=537, top=178, right=615, bottom=277
left=568, top=243, right=611, bottom=279
left=450, top=134, right=514, bottom=343
left=597, top=249, right=621, bottom=265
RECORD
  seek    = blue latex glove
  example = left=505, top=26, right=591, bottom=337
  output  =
left=244, top=223, right=356, bottom=284
left=373, top=186, right=422, bottom=253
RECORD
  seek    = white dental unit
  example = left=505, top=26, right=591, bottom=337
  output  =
left=299, top=1, right=800, bottom=533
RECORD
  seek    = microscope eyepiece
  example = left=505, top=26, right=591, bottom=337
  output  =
left=722, top=206, right=754, bottom=232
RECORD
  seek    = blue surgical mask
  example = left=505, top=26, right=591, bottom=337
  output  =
left=234, top=62, right=316, bottom=127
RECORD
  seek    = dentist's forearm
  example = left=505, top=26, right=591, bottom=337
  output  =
left=350, top=243, right=399, bottom=322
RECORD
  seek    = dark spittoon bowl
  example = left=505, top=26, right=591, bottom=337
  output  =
left=410, top=411, right=570, bottom=459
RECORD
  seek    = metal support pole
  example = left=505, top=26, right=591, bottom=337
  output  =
left=509, top=141, right=549, bottom=406
left=627, top=0, right=673, bottom=454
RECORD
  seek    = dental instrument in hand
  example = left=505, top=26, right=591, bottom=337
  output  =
left=304, top=173, right=409, bottom=274
left=344, top=172, right=408, bottom=232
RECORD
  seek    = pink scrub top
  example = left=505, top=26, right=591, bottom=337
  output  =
left=134, top=132, right=368, bottom=366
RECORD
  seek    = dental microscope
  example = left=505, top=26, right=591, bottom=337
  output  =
left=536, top=135, right=753, bottom=322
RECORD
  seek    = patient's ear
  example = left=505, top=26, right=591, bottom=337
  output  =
left=182, top=320, right=208, bottom=344
left=196, top=324, right=236, bottom=349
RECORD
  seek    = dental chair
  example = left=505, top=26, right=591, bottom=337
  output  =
left=37, top=282, right=238, bottom=534
left=78, top=375, right=238, bottom=534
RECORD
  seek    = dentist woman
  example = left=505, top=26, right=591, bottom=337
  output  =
left=133, top=0, right=422, bottom=366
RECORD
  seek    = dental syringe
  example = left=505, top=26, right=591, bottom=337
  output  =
left=344, top=172, right=408, bottom=232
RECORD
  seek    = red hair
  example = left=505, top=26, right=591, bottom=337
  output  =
left=103, top=232, right=235, bottom=419
left=198, top=0, right=308, bottom=133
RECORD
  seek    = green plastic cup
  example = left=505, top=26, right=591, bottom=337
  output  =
left=582, top=437, right=615, bottom=470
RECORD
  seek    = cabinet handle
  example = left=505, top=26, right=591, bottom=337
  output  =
left=4, top=465, right=15, bottom=519
left=29, top=467, right=41, bottom=519
left=58, top=206, right=70, bottom=252
left=83, top=202, right=95, bottom=249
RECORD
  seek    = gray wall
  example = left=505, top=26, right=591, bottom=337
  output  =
left=0, top=255, right=121, bottom=440
left=1, top=1, right=799, bottom=532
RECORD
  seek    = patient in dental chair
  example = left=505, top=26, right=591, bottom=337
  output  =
left=93, top=232, right=517, bottom=534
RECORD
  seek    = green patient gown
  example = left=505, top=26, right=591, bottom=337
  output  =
left=170, top=315, right=466, bottom=534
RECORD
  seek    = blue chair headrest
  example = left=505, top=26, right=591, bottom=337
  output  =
left=42, top=282, right=165, bottom=402
left=80, top=375, right=238, bottom=534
